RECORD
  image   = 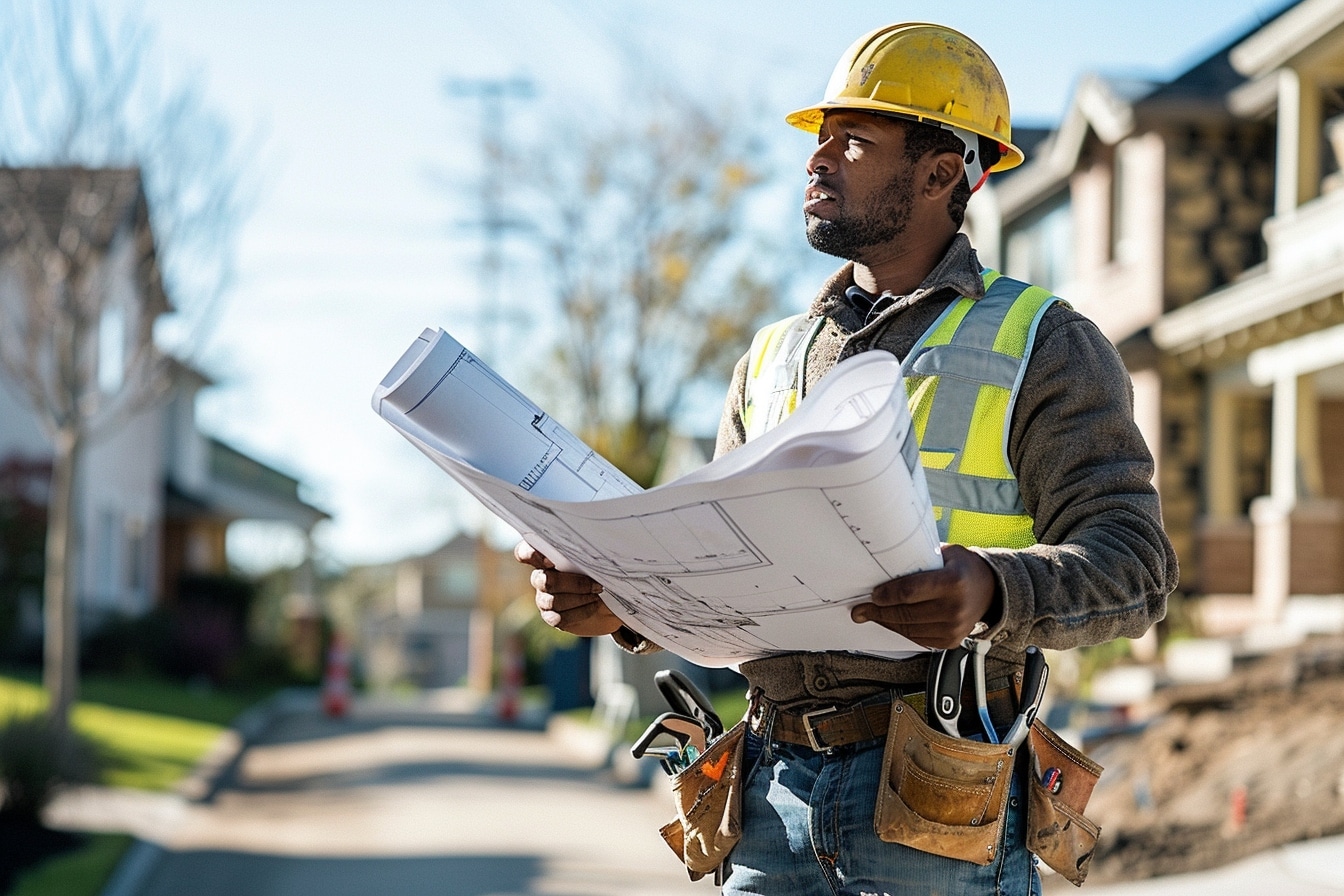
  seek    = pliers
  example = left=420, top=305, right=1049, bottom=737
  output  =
left=928, top=640, right=1051, bottom=747
left=926, top=636, right=997, bottom=742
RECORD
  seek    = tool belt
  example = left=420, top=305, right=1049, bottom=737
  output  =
left=752, top=678, right=1017, bottom=751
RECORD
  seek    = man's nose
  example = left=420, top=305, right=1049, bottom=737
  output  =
left=807, top=137, right=836, bottom=176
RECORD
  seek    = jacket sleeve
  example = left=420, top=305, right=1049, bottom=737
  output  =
left=976, top=306, right=1178, bottom=653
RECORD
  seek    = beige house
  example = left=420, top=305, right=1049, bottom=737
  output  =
left=971, top=3, right=1344, bottom=630
left=1151, top=0, right=1344, bottom=626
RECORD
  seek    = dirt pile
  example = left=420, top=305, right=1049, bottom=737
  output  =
left=1078, top=635, right=1344, bottom=884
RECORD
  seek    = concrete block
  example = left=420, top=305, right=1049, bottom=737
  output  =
left=1164, top=638, right=1234, bottom=684
left=1090, top=665, right=1156, bottom=707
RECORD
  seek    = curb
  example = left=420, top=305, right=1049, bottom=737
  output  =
left=97, top=840, right=165, bottom=896
left=95, top=689, right=299, bottom=896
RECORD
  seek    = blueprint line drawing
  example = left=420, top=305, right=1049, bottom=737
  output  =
left=374, top=327, right=942, bottom=668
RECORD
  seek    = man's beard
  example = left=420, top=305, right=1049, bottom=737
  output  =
left=805, top=168, right=915, bottom=260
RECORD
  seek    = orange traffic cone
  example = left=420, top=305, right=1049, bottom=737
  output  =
left=321, top=634, right=353, bottom=719
left=497, top=634, right=524, bottom=723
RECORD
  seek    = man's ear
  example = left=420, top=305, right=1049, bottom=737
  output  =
left=923, top=151, right=965, bottom=198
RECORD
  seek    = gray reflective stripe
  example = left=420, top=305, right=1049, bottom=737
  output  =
left=913, top=275, right=1028, bottom=470
left=906, top=344, right=1020, bottom=389
left=919, top=373, right=981, bottom=457
left=900, top=416, right=919, bottom=474
left=925, top=468, right=1028, bottom=515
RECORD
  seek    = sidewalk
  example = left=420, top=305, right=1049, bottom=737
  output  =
left=1066, top=834, right=1344, bottom=895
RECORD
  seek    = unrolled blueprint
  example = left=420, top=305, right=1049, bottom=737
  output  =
left=373, top=328, right=942, bottom=668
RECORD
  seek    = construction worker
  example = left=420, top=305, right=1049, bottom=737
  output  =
left=518, top=22, right=1177, bottom=894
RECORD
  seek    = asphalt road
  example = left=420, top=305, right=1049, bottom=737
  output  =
left=112, top=699, right=712, bottom=896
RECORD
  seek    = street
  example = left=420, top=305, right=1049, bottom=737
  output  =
left=85, top=696, right=713, bottom=896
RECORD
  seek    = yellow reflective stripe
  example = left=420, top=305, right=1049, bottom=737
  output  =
left=750, top=319, right=791, bottom=379
left=921, top=297, right=975, bottom=347
left=945, top=509, right=1035, bottom=549
left=918, top=449, right=956, bottom=470
left=992, top=285, right=1053, bottom=358
left=960, top=385, right=1013, bottom=479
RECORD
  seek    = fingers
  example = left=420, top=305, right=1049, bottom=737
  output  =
left=529, top=567, right=602, bottom=597
left=513, top=539, right=555, bottom=569
left=534, top=586, right=622, bottom=637
left=851, top=545, right=997, bottom=648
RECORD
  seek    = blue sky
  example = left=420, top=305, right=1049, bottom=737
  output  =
left=111, top=0, right=1289, bottom=570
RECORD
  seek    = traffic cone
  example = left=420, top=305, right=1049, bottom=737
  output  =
left=497, top=633, right=524, bottom=723
left=321, top=634, right=353, bottom=719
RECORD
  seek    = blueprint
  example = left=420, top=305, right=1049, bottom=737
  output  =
left=373, top=327, right=941, bottom=668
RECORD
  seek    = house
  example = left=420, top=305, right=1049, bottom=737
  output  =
left=1151, top=0, right=1344, bottom=626
left=357, top=532, right=533, bottom=690
left=973, top=0, right=1344, bottom=633
left=0, top=166, right=328, bottom=639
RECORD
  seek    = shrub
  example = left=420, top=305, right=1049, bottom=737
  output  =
left=0, top=715, right=101, bottom=821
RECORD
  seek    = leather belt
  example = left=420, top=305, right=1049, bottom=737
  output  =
left=754, top=680, right=1017, bottom=751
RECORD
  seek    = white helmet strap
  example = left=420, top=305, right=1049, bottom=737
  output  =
left=948, top=125, right=990, bottom=193
left=870, top=111, right=992, bottom=193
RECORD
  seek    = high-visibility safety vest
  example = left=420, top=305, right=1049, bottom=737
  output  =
left=742, top=269, right=1064, bottom=549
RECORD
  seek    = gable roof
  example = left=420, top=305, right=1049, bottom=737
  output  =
left=994, top=3, right=1297, bottom=221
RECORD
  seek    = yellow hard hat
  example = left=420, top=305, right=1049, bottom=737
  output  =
left=787, top=23, right=1024, bottom=184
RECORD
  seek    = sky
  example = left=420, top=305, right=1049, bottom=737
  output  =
left=108, top=0, right=1291, bottom=572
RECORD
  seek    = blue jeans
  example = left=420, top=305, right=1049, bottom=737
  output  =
left=721, top=731, right=1041, bottom=896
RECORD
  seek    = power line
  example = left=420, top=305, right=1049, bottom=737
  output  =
left=445, top=75, right=534, bottom=367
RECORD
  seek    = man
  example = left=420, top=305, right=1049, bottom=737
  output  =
left=518, top=22, right=1176, bottom=895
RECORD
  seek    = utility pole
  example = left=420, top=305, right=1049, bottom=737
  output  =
left=445, top=75, right=534, bottom=699
left=445, top=75, right=534, bottom=367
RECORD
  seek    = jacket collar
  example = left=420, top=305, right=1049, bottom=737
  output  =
left=808, top=233, right=986, bottom=331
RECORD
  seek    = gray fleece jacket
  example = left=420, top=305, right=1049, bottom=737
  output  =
left=623, top=235, right=1178, bottom=706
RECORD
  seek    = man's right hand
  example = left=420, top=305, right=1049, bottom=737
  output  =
left=514, top=540, right=624, bottom=637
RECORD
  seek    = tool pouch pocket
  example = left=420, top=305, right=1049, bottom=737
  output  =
left=873, top=699, right=1015, bottom=865
left=1024, top=721, right=1103, bottom=887
left=658, top=720, right=747, bottom=878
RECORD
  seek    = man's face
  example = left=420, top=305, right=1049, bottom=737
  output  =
left=803, top=111, right=917, bottom=260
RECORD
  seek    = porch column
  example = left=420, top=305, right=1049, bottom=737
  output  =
left=1250, top=372, right=1299, bottom=624
left=1275, top=67, right=1322, bottom=217
left=1205, top=383, right=1241, bottom=521
left=1248, top=325, right=1344, bottom=622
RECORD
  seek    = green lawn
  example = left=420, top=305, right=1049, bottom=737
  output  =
left=9, top=834, right=133, bottom=896
left=0, top=671, right=270, bottom=896
left=0, top=672, right=253, bottom=790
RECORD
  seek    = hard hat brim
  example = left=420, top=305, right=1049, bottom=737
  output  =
left=786, top=101, right=1025, bottom=173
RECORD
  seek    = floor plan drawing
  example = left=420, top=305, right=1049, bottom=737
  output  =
left=375, top=327, right=942, bottom=667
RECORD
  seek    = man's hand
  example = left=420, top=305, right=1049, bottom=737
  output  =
left=849, top=544, right=1000, bottom=649
left=514, top=540, right=624, bottom=638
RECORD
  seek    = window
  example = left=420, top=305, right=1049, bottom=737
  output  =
left=1004, top=192, right=1073, bottom=293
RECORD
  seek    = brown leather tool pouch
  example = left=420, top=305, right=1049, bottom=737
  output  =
left=1024, top=721, right=1103, bottom=886
left=658, top=720, right=747, bottom=878
left=873, top=699, right=1015, bottom=865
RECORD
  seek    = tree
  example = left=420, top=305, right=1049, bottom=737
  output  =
left=506, top=90, right=790, bottom=486
left=0, top=0, right=252, bottom=730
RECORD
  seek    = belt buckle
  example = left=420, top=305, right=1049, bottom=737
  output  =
left=801, top=706, right=839, bottom=751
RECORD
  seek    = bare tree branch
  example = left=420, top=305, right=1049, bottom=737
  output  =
left=504, top=86, right=791, bottom=485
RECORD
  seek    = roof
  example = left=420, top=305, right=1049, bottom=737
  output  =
left=994, top=3, right=1297, bottom=221
left=0, top=166, right=169, bottom=314
left=166, top=437, right=330, bottom=530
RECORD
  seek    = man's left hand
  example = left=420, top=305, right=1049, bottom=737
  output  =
left=850, top=544, right=999, bottom=649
